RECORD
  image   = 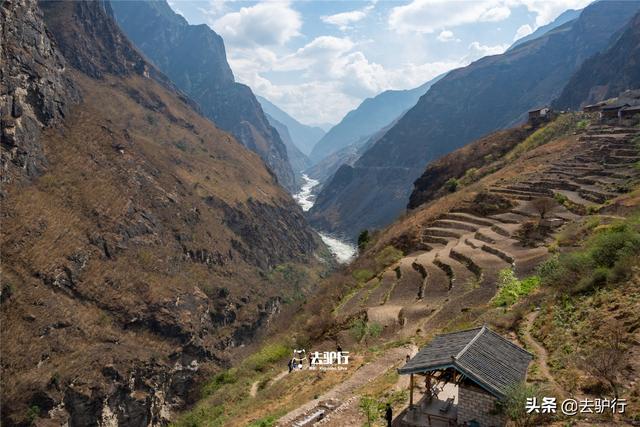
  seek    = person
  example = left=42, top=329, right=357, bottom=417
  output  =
left=288, top=358, right=293, bottom=373
left=336, top=343, right=342, bottom=353
left=406, top=354, right=411, bottom=364
left=385, top=403, right=392, bottom=427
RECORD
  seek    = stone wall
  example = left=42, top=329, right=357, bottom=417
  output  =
left=457, top=383, right=506, bottom=427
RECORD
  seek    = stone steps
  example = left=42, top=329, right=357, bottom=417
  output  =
left=441, top=212, right=495, bottom=227
left=432, top=219, right=479, bottom=232
left=423, top=227, right=463, bottom=239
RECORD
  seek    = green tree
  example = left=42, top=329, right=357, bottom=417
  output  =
left=358, top=229, right=371, bottom=251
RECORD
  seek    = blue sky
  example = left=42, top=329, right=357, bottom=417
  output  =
left=168, top=0, right=592, bottom=126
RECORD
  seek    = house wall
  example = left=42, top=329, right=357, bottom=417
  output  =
left=457, top=383, right=506, bottom=427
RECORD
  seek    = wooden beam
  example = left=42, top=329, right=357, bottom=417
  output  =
left=410, top=374, right=414, bottom=408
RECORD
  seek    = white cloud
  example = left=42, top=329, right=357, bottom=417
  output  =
left=514, top=24, right=533, bottom=41
left=321, top=4, right=374, bottom=31
left=389, top=0, right=511, bottom=34
left=213, top=2, right=301, bottom=47
left=465, top=41, right=509, bottom=62
left=479, top=6, right=511, bottom=22
left=437, top=30, right=459, bottom=42
left=226, top=35, right=462, bottom=123
left=508, top=0, right=592, bottom=26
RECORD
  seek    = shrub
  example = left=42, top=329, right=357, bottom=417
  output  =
left=201, top=368, right=238, bottom=397
left=375, top=246, right=403, bottom=268
left=244, top=343, right=290, bottom=372
left=501, top=383, right=550, bottom=427
left=358, top=230, right=371, bottom=251
left=359, top=396, right=381, bottom=427
left=444, top=177, right=459, bottom=192
left=247, top=415, right=279, bottom=427
left=493, top=269, right=540, bottom=307
left=26, top=405, right=40, bottom=425
left=352, top=269, right=375, bottom=283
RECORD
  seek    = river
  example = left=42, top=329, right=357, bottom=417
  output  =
left=294, top=174, right=356, bottom=264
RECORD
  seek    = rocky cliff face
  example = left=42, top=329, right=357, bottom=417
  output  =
left=110, top=0, right=296, bottom=192
left=308, top=0, right=640, bottom=239
left=266, top=113, right=311, bottom=180
left=553, top=11, right=640, bottom=109
left=0, top=1, right=319, bottom=425
left=257, top=96, right=325, bottom=157
left=0, top=0, right=78, bottom=181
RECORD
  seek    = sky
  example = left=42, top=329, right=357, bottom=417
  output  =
left=168, top=0, right=593, bottom=126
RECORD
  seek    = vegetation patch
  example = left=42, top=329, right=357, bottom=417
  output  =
left=537, top=214, right=640, bottom=294
left=374, top=246, right=403, bottom=268
left=243, top=343, right=290, bottom=372
left=507, top=113, right=589, bottom=160
left=493, top=268, right=540, bottom=307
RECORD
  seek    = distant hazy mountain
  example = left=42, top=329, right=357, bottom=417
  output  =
left=257, top=96, right=325, bottom=156
left=111, top=0, right=296, bottom=191
left=309, top=76, right=442, bottom=164
left=554, top=11, right=640, bottom=109
left=308, top=0, right=640, bottom=239
left=509, top=8, right=582, bottom=51
left=265, top=113, right=312, bottom=183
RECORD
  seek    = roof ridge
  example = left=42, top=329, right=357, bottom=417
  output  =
left=484, top=328, right=534, bottom=358
left=454, top=324, right=486, bottom=360
left=435, top=325, right=483, bottom=338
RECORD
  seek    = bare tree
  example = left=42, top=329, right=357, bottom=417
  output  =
left=582, top=323, right=627, bottom=399
left=531, top=197, right=556, bottom=220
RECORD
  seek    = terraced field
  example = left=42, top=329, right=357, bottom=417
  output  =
left=335, top=125, right=640, bottom=333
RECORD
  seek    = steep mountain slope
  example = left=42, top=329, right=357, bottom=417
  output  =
left=306, top=120, right=396, bottom=185
left=110, top=0, right=296, bottom=192
left=266, top=113, right=311, bottom=179
left=308, top=0, right=640, bottom=239
left=0, top=1, right=320, bottom=425
left=508, top=8, right=581, bottom=51
left=553, top=11, right=640, bottom=110
left=309, top=77, right=440, bottom=164
left=257, top=95, right=325, bottom=156
left=174, top=116, right=640, bottom=425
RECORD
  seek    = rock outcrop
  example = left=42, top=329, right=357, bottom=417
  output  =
left=110, top=0, right=296, bottom=192
left=0, top=0, right=78, bottom=181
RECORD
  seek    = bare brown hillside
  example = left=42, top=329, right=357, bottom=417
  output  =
left=0, top=1, right=322, bottom=425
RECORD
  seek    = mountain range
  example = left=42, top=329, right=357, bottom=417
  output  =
left=553, top=10, right=640, bottom=110
left=110, top=0, right=297, bottom=192
left=257, top=95, right=326, bottom=157
left=0, top=0, right=321, bottom=424
left=309, top=77, right=441, bottom=164
left=308, top=0, right=640, bottom=240
left=508, top=8, right=582, bottom=51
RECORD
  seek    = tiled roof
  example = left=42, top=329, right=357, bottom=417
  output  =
left=398, top=325, right=532, bottom=399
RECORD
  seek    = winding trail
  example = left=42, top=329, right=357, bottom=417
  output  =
left=522, top=310, right=563, bottom=395
left=250, top=370, right=290, bottom=398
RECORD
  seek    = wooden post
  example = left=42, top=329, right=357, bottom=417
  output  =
left=410, top=374, right=414, bottom=408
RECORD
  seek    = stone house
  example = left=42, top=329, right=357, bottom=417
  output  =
left=528, top=107, right=552, bottom=126
left=398, top=325, right=532, bottom=427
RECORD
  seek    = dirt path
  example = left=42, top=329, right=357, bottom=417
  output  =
left=250, top=370, right=290, bottom=397
left=276, top=344, right=416, bottom=426
left=522, top=310, right=563, bottom=395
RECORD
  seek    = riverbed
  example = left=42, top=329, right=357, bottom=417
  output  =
left=294, top=174, right=356, bottom=264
